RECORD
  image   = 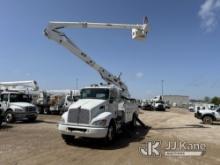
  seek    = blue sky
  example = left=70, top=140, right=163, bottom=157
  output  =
left=0, top=0, right=220, bottom=99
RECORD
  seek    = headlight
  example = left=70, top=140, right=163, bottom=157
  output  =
left=92, top=119, right=107, bottom=127
left=59, top=117, right=65, bottom=124
left=14, top=108, right=25, bottom=112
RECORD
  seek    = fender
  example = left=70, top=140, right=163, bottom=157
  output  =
left=202, top=114, right=216, bottom=121
left=91, top=112, right=114, bottom=126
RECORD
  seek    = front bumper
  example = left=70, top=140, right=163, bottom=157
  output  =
left=15, top=112, right=38, bottom=119
left=194, top=112, right=202, bottom=119
left=58, top=123, right=108, bottom=138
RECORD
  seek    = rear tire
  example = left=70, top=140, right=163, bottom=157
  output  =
left=44, top=108, right=51, bottom=115
left=5, top=111, right=15, bottom=123
left=62, top=134, right=75, bottom=144
left=203, top=116, right=213, bottom=124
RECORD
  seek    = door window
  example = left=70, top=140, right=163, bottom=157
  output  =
left=1, top=94, right=8, bottom=102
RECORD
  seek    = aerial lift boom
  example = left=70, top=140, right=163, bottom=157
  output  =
left=44, top=18, right=149, bottom=98
left=0, top=80, right=39, bottom=91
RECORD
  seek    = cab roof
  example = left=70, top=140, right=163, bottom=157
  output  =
left=1, top=91, right=25, bottom=95
left=83, top=84, right=119, bottom=90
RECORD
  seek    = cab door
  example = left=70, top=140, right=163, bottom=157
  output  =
left=108, top=89, right=118, bottom=117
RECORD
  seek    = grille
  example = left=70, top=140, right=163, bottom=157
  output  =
left=68, top=108, right=90, bottom=124
left=26, top=106, right=36, bottom=112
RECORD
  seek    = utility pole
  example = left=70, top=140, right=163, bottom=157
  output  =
left=161, top=80, right=164, bottom=98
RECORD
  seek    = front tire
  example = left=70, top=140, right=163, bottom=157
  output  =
left=62, top=134, right=75, bottom=144
left=27, top=116, right=37, bottom=122
left=5, top=111, right=15, bottom=123
left=203, top=116, right=213, bottom=124
left=105, top=121, right=116, bottom=143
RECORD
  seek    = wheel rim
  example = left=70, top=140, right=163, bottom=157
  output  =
left=204, top=117, right=211, bottom=124
left=6, top=113, right=13, bottom=122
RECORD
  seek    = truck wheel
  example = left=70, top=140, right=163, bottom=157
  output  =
left=61, top=134, right=75, bottom=144
left=44, top=108, right=51, bottom=115
left=38, top=106, right=44, bottom=114
left=105, top=121, right=116, bottom=143
left=5, top=111, right=15, bottom=123
left=203, top=116, right=213, bottom=124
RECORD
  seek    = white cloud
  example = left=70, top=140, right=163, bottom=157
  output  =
left=136, top=72, right=144, bottom=79
left=198, top=0, right=220, bottom=32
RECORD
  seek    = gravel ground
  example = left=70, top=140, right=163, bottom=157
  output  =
left=0, top=108, right=220, bottom=165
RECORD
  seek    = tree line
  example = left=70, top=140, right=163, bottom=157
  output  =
left=204, top=96, right=220, bottom=105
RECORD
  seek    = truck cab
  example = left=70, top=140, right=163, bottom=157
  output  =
left=58, top=84, right=138, bottom=143
left=0, top=91, right=38, bottom=123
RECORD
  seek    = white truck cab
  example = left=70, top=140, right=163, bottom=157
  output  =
left=58, top=85, right=138, bottom=142
left=0, top=91, right=38, bottom=123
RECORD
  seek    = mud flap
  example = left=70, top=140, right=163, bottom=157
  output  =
left=135, top=115, right=149, bottom=129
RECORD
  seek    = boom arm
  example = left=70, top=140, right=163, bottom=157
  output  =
left=44, top=18, right=149, bottom=98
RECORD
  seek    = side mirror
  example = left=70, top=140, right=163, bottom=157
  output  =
left=109, top=97, right=114, bottom=104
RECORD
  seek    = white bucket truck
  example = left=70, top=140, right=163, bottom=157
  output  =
left=0, top=81, right=38, bottom=123
left=44, top=17, right=149, bottom=142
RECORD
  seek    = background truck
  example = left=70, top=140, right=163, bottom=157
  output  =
left=0, top=91, right=38, bottom=123
left=45, top=90, right=80, bottom=114
left=151, top=95, right=166, bottom=111
left=0, top=80, right=49, bottom=114
left=195, top=107, right=220, bottom=124
left=44, top=17, right=149, bottom=142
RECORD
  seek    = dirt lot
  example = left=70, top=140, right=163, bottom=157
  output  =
left=0, top=108, right=220, bottom=165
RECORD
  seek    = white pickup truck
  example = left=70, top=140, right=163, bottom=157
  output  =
left=0, top=91, right=38, bottom=123
left=58, top=85, right=138, bottom=143
left=194, top=107, right=220, bottom=124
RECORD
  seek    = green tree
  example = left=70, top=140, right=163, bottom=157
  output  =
left=211, top=97, right=220, bottom=105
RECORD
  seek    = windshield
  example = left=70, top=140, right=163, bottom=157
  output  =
left=10, top=94, right=31, bottom=103
left=81, top=88, right=109, bottom=100
left=156, top=101, right=164, bottom=104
